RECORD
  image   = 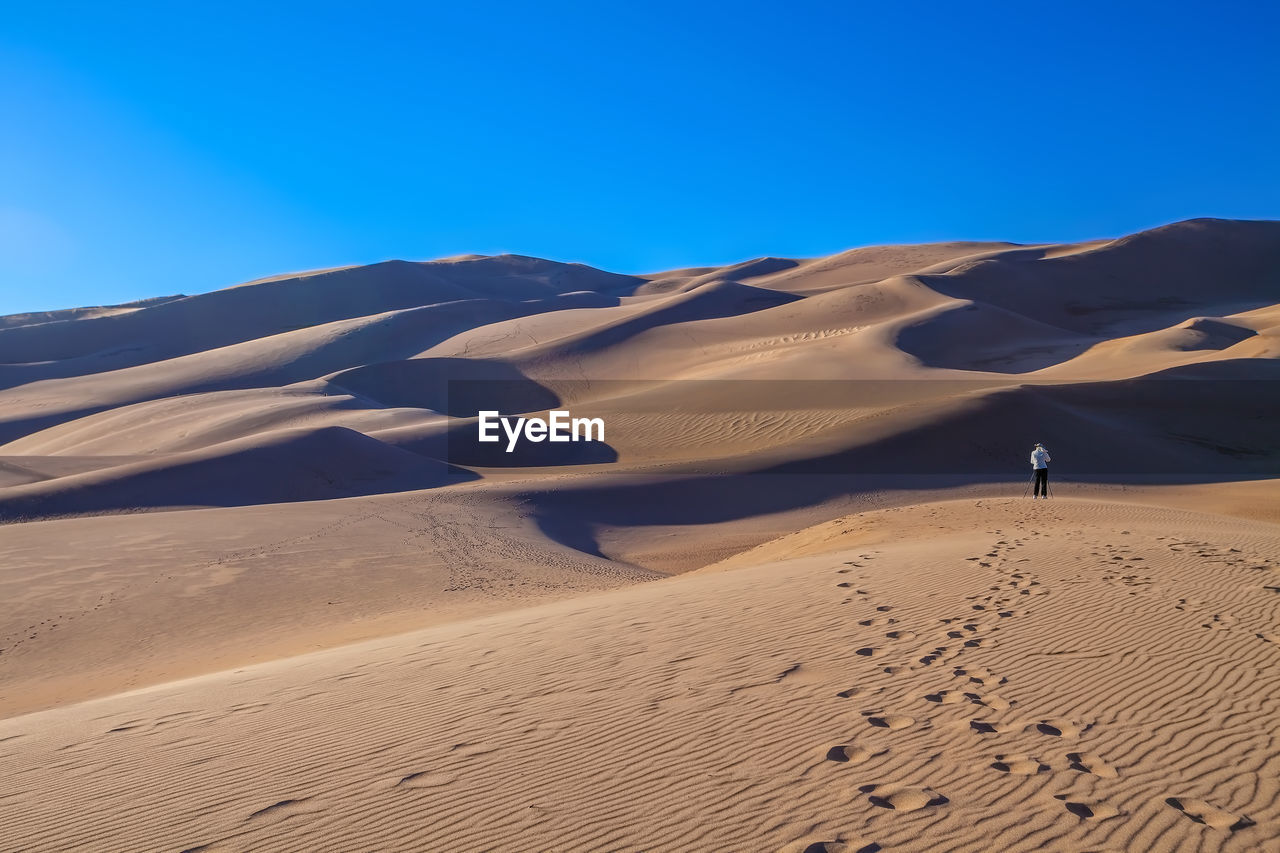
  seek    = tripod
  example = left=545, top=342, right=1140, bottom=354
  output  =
left=1024, top=469, right=1053, bottom=499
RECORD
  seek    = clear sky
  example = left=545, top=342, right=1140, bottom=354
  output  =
left=2, top=1, right=1277, bottom=314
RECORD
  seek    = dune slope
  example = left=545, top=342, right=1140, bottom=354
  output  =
left=2, top=498, right=1277, bottom=852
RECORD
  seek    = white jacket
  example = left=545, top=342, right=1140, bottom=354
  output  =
left=1030, top=447, right=1051, bottom=469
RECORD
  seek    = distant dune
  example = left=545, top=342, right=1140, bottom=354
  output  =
left=0, top=219, right=1277, bottom=852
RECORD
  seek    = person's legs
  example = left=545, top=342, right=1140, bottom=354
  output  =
left=1034, top=468, right=1047, bottom=497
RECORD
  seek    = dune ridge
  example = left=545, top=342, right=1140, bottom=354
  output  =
left=0, top=217, right=1277, bottom=851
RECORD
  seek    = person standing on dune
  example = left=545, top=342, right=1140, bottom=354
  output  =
left=1030, top=443, right=1051, bottom=499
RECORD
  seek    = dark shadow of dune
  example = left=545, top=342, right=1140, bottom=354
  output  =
left=0, top=292, right=620, bottom=444
left=0, top=426, right=474, bottom=521
left=378, top=416, right=618, bottom=469
left=446, top=417, right=617, bottom=468
left=1176, top=318, right=1258, bottom=351
left=896, top=302, right=1094, bottom=372
left=327, top=358, right=562, bottom=416
left=897, top=218, right=1280, bottom=373
left=762, top=362, right=1280, bottom=476
left=360, top=368, right=620, bottom=468
left=542, top=280, right=800, bottom=358
left=523, top=361, right=1280, bottom=555
left=0, top=260, right=636, bottom=389
left=0, top=289, right=621, bottom=393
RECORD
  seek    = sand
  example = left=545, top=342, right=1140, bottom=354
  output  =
left=3, top=498, right=1277, bottom=852
left=0, top=218, right=1277, bottom=851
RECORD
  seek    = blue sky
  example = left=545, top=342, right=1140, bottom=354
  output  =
left=2, top=1, right=1277, bottom=314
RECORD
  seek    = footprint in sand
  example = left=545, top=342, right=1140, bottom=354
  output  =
left=825, top=744, right=875, bottom=764
left=991, top=755, right=1049, bottom=775
left=924, top=689, right=969, bottom=705
left=1055, top=796, right=1120, bottom=820
left=969, top=720, right=1019, bottom=734
left=396, top=771, right=457, bottom=789
left=780, top=841, right=882, bottom=853
left=860, top=784, right=948, bottom=811
left=1067, top=751, right=1118, bottom=778
left=865, top=713, right=915, bottom=730
left=245, top=798, right=313, bottom=823
left=954, top=666, right=1007, bottom=689
left=1033, top=718, right=1080, bottom=738
left=1165, top=797, right=1256, bottom=831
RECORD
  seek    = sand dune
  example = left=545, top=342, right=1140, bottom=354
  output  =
left=0, top=256, right=639, bottom=381
left=0, top=218, right=1277, bottom=851
left=3, top=498, right=1277, bottom=852
left=0, top=294, right=186, bottom=331
left=0, top=425, right=469, bottom=518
